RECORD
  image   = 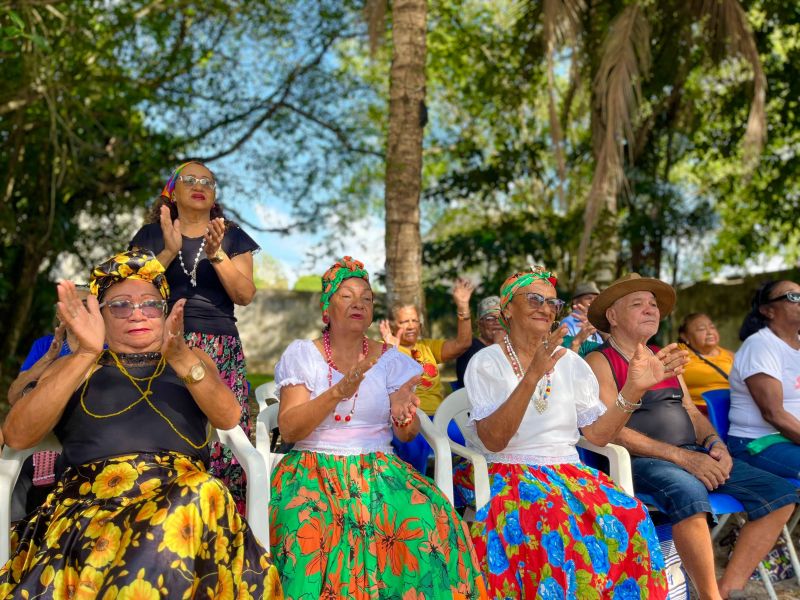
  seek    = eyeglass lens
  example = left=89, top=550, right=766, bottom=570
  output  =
left=179, top=175, right=216, bottom=189
left=107, top=300, right=165, bottom=318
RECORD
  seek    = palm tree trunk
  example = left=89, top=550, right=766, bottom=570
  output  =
left=383, top=0, right=427, bottom=309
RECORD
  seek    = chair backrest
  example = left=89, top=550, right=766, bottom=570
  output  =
left=702, top=388, right=731, bottom=442
left=255, top=381, right=277, bottom=413
left=433, top=388, right=479, bottom=446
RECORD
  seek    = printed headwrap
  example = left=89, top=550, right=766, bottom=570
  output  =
left=160, top=162, right=194, bottom=200
left=320, top=256, right=370, bottom=311
left=499, top=266, right=558, bottom=331
left=90, top=249, right=170, bottom=302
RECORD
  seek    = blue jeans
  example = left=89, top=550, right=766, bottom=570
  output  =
left=728, top=435, right=800, bottom=479
left=632, top=444, right=798, bottom=524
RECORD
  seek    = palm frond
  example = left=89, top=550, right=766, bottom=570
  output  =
left=694, top=0, right=766, bottom=164
left=577, top=2, right=651, bottom=278
left=542, top=0, right=585, bottom=45
left=364, top=0, right=388, bottom=56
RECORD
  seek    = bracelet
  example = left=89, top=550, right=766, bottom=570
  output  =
left=457, top=310, right=471, bottom=320
left=615, top=392, right=642, bottom=413
left=392, top=415, right=413, bottom=428
left=706, top=439, right=725, bottom=452
left=701, top=433, right=720, bottom=447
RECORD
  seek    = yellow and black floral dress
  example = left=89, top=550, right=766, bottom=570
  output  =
left=0, top=352, right=282, bottom=599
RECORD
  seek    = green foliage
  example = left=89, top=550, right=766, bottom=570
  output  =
left=253, top=253, right=289, bottom=290
left=293, top=275, right=322, bottom=292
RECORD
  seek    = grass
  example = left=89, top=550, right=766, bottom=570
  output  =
left=247, top=373, right=274, bottom=393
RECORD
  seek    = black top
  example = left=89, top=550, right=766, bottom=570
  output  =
left=130, top=222, right=260, bottom=336
left=55, top=356, right=210, bottom=467
left=456, top=337, right=487, bottom=389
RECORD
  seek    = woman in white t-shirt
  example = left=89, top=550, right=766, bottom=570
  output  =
left=728, top=280, right=800, bottom=477
left=459, top=267, right=670, bottom=599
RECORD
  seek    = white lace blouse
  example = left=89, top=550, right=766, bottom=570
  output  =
left=274, top=339, right=422, bottom=455
left=464, top=344, right=606, bottom=465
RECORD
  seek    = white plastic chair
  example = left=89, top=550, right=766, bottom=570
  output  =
left=254, top=381, right=278, bottom=461
left=0, top=425, right=270, bottom=566
left=256, top=389, right=456, bottom=505
left=433, top=388, right=636, bottom=514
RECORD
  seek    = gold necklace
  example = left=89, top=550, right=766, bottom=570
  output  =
left=80, top=350, right=212, bottom=450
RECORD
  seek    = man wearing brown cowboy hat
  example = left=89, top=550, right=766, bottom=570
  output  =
left=586, top=273, right=797, bottom=600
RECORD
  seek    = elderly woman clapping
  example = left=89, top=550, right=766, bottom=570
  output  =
left=0, top=250, right=281, bottom=598
left=461, top=267, right=668, bottom=599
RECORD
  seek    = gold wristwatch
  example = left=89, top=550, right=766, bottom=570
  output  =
left=208, top=249, right=226, bottom=264
left=180, top=360, right=206, bottom=385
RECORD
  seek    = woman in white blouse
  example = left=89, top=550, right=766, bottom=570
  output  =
left=462, top=267, right=669, bottom=599
left=269, top=257, right=487, bottom=599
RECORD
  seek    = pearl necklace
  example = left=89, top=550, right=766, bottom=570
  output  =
left=178, top=237, right=206, bottom=287
left=322, top=328, right=369, bottom=423
left=503, top=335, right=552, bottom=414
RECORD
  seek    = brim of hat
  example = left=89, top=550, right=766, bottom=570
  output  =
left=587, top=278, right=676, bottom=333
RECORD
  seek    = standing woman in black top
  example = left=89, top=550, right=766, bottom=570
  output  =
left=130, top=161, right=259, bottom=513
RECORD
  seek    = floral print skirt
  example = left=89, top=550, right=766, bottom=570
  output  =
left=186, top=332, right=250, bottom=515
left=0, top=452, right=282, bottom=599
left=454, top=461, right=668, bottom=599
left=270, top=450, right=488, bottom=599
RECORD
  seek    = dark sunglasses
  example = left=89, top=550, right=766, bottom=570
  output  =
left=101, top=299, right=167, bottom=319
left=523, top=292, right=566, bottom=312
left=766, top=292, right=800, bottom=304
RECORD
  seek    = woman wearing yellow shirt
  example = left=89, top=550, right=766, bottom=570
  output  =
left=678, top=312, right=734, bottom=413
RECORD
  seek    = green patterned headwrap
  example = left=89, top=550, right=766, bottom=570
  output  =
left=320, top=256, right=370, bottom=311
left=499, top=266, right=558, bottom=331
left=89, top=249, right=170, bottom=302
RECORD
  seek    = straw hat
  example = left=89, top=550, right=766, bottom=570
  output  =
left=587, top=273, right=676, bottom=333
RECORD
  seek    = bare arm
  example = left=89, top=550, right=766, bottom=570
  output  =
left=2, top=352, right=99, bottom=449
left=475, top=327, right=567, bottom=452
left=7, top=325, right=66, bottom=405
left=278, top=355, right=377, bottom=443
left=745, top=373, right=800, bottom=443
left=441, top=278, right=475, bottom=361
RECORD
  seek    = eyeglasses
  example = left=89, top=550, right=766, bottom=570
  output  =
left=177, top=174, right=216, bottom=190
left=480, top=315, right=500, bottom=323
left=523, top=292, right=565, bottom=312
left=766, top=292, right=800, bottom=304
left=101, top=299, right=167, bottom=319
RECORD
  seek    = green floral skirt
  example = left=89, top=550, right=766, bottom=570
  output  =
left=269, top=449, right=487, bottom=599
left=0, top=451, right=282, bottom=599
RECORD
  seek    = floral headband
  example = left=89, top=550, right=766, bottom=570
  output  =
left=499, top=266, right=558, bottom=330
left=90, top=249, right=170, bottom=302
left=320, top=256, right=370, bottom=311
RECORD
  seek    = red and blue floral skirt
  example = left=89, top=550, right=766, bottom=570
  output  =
left=454, top=461, right=668, bottom=599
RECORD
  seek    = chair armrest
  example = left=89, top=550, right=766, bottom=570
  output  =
left=416, top=412, right=455, bottom=505
left=0, top=434, right=61, bottom=565
left=213, top=427, right=270, bottom=547
left=577, top=437, right=634, bottom=496
left=254, top=406, right=277, bottom=478
left=447, top=441, right=491, bottom=512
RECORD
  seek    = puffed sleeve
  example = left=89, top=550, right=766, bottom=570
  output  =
left=274, top=340, right=318, bottom=399
left=224, top=224, right=261, bottom=258
left=128, top=223, right=164, bottom=254
left=382, top=348, right=423, bottom=393
left=566, top=351, right=607, bottom=427
left=464, top=347, right=511, bottom=422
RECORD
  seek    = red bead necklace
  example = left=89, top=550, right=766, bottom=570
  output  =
left=322, top=328, right=369, bottom=423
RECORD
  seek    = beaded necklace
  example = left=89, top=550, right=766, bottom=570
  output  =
left=177, top=237, right=206, bottom=287
left=322, top=328, right=369, bottom=423
left=79, top=350, right=212, bottom=449
left=503, top=335, right=552, bottom=413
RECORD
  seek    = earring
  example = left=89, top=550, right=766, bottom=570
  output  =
left=170, top=192, right=176, bottom=202
left=322, top=313, right=329, bottom=325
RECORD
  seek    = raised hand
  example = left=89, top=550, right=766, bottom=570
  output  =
left=204, top=217, right=226, bottom=258
left=627, top=343, right=689, bottom=394
left=452, top=278, right=475, bottom=308
left=159, top=204, right=182, bottom=258
left=44, top=322, right=67, bottom=361
left=56, top=281, right=104, bottom=356
left=379, top=320, right=400, bottom=348
left=390, top=374, right=422, bottom=425
left=572, top=320, right=598, bottom=348
left=527, top=324, right=567, bottom=378
left=160, top=299, right=189, bottom=360
left=335, top=355, right=379, bottom=399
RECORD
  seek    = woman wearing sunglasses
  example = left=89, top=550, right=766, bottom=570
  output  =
left=0, top=249, right=281, bottom=597
left=459, top=266, right=668, bottom=598
left=727, top=280, right=800, bottom=477
left=129, top=161, right=259, bottom=513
